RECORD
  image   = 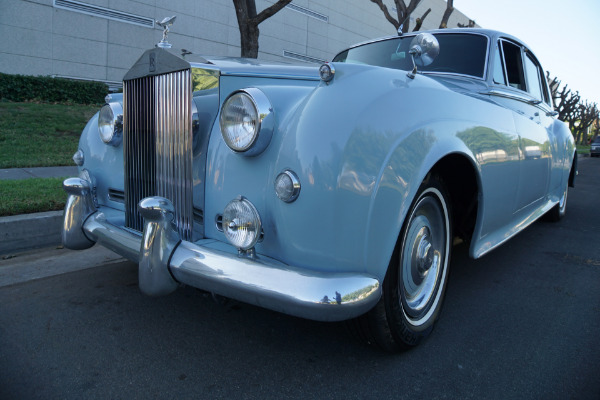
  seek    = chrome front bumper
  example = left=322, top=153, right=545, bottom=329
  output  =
left=62, top=178, right=381, bottom=322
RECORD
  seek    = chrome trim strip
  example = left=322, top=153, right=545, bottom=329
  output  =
left=219, top=71, right=320, bottom=81
left=422, top=71, right=486, bottom=81
left=485, top=88, right=535, bottom=103
left=485, top=88, right=556, bottom=116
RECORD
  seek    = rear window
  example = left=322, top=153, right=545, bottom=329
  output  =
left=333, top=33, right=488, bottom=78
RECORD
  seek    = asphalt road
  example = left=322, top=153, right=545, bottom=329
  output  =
left=1, top=158, right=599, bottom=400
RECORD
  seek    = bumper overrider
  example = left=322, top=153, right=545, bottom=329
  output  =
left=62, top=177, right=381, bottom=321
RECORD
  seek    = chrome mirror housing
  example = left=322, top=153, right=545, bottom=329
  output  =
left=407, top=33, right=440, bottom=79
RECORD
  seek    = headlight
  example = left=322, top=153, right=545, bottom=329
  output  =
left=222, top=197, right=262, bottom=251
left=219, top=88, right=273, bottom=156
left=98, top=102, right=123, bottom=146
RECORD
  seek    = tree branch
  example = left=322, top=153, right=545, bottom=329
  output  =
left=439, top=0, right=454, bottom=28
left=412, top=8, right=431, bottom=31
left=370, top=0, right=400, bottom=29
left=254, top=0, right=292, bottom=25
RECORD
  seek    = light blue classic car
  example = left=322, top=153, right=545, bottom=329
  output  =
left=63, top=28, right=576, bottom=352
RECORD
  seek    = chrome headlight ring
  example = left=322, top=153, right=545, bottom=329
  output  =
left=219, top=88, right=274, bottom=156
left=98, top=102, right=123, bottom=146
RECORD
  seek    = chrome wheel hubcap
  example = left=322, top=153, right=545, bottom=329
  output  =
left=400, top=189, right=449, bottom=325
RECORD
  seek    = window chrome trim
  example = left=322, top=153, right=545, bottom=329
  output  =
left=495, top=37, right=553, bottom=108
left=484, top=88, right=556, bottom=115
left=485, top=88, right=536, bottom=103
left=422, top=71, right=486, bottom=82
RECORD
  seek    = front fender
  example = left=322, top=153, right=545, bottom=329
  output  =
left=270, top=65, right=488, bottom=281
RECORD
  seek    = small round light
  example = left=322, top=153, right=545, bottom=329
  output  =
left=222, top=197, right=262, bottom=250
left=219, top=88, right=274, bottom=156
left=319, top=63, right=335, bottom=83
left=98, top=103, right=123, bottom=146
left=275, top=170, right=301, bottom=203
left=72, top=149, right=84, bottom=166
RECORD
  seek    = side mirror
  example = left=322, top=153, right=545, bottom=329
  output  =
left=407, top=33, right=440, bottom=79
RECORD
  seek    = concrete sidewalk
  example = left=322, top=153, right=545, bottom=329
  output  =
left=0, top=166, right=78, bottom=180
left=0, top=166, right=78, bottom=256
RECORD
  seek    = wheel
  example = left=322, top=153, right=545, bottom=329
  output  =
left=349, top=175, right=452, bottom=352
left=546, top=179, right=568, bottom=222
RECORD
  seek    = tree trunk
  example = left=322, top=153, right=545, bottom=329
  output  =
left=233, top=0, right=292, bottom=58
left=238, top=20, right=260, bottom=58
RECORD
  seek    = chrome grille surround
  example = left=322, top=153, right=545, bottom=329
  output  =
left=123, top=69, right=193, bottom=240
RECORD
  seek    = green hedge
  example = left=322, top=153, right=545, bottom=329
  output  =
left=0, top=73, right=108, bottom=104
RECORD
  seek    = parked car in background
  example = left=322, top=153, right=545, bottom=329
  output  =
left=590, top=136, right=600, bottom=157
left=62, top=28, right=576, bottom=352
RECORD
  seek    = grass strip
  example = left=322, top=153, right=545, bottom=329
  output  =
left=0, top=102, right=98, bottom=168
left=0, top=177, right=66, bottom=216
left=576, top=145, right=590, bottom=155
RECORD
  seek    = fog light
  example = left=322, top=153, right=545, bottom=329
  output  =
left=275, top=170, right=300, bottom=203
left=222, top=197, right=262, bottom=250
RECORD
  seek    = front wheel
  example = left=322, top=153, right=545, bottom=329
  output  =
left=349, top=175, right=452, bottom=352
left=546, top=180, right=568, bottom=222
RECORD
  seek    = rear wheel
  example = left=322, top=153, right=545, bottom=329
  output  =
left=349, top=175, right=452, bottom=352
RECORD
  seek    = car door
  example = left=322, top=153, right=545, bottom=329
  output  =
left=489, top=39, right=552, bottom=212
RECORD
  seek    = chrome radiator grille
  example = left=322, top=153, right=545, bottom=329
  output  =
left=123, top=69, right=193, bottom=240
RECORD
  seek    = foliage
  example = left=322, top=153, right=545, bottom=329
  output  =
left=547, top=72, right=599, bottom=145
left=0, top=102, right=97, bottom=168
left=0, top=177, right=66, bottom=216
left=0, top=73, right=108, bottom=105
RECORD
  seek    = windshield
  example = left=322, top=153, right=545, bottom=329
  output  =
left=332, top=33, right=488, bottom=78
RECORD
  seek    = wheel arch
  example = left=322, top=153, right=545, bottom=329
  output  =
left=429, top=153, right=480, bottom=244
left=366, top=148, right=481, bottom=282
left=569, top=151, right=577, bottom=188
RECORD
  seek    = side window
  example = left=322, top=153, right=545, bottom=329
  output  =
left=492, top=43, right=506, bottom=85
left=524, top=53, right=542, bottom=101
left=501, top=41, right=526, bottom=91
left=537, top=58, right=551, bottom=105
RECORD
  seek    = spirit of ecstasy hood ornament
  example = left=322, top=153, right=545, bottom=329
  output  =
left=156, top=16, right=176, bottom=48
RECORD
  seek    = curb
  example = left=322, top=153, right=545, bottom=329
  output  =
left=0, top=211, right=64, bottom=256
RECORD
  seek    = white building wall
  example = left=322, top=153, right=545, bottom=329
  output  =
left=0, top=0, right=476, bottom=85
